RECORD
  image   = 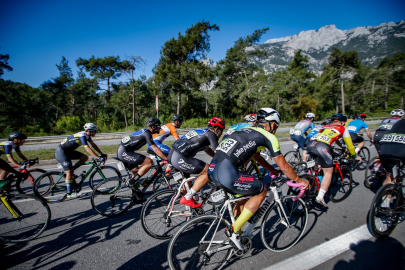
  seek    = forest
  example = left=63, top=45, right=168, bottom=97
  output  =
left=1, top=21, right=404, bottom=137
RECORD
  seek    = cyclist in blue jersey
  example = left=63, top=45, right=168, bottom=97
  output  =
left=346, top=113, right=373, bottom=154
left=304, top=118, right=332, bottom=152
left=0, top=132, right=28, bottom=180
left=291, top=113, right=315, bottom=161
left=223, top=114, right=257, bottom=140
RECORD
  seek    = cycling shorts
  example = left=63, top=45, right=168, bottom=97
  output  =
left=373, top=130, right=389, bottom=153
left=54, top=146, right=85, bottom=171
left=349, top=133, right=364, bottom=144
left=305, top=137, right=312, bottom=149
left=208, top=158, right=264, bottom=196
left=306, top=141, right=334, bottom=168
left=0, top=158, right=20, bottom=175
left=380, top=143, right=405, bottom=175
left=117, top=145, right=146, bottom=170
left=147, top=140, right=171, bottom=154
left=290, top=135, right=306, bottom=150
left=168, top=150, right=206, bottom=174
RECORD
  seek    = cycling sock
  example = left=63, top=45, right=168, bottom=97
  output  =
left=66, top=179, right=73, bottom=194
left=129, top=173, right=141, bottom=186
left=355, top=147, right=360, bottom=154
left=232, top=208, right=253, bottom=233
left=317, top=188, right=327, bottom=201
left=184, top=188, right=197, bottom=200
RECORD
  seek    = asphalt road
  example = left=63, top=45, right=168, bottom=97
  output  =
left=2, top=140, right=405, bottom=270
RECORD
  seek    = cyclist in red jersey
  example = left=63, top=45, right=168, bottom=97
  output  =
left=306, top=113, right=362, bottom=207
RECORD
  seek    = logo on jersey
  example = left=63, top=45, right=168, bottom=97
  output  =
left=233, top=182, right=252, bottom=191
left=237, top=175, right=254, bottom=182
left=122, top=152, right=136, bottom=162
left=233, top=141, right=256, bottom=158
left=380, top=124, right=393, bottom=130
left=178, top=159, right=195, bottom=170
left=217, top=138, right=238, bottom=153
left=208, top=163, right=216, bottom=172
left=122, top=136, right=130, bottom=143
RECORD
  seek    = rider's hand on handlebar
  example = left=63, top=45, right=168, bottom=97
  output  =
left=297, top=178, right=310, bottom=190
left=355, top=156, right=362, bottom=163
left=98, top=156, right=106, bottom=162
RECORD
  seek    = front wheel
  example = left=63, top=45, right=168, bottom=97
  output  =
left=284, top=151, right=301, bottom=167
left=356, top=147, right=370, bottom=171
left=329, top=165, right=352, bottom=203
left=367, top=183, right=401, bottom=239
left=167, top=214, right=233, bottom=270
left=33, top=171, right=67, bottom=203
left=88, top=166, right=121, bottom=192
left=260, top=196, right=308, bottom=252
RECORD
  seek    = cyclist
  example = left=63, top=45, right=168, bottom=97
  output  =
left=304, top=118, right=332, bottom=149
left=374, top=109, right=405, bottom=154
left=147, top=114, right=183, bottom=155
left=346, top=113, right=373, bottom=154
left=307, top=113, right=361, bottom=207
left=55, top=123, right=107, bottom=198
left=0, top=132, right=28, bottom=180
left=344, top=115, right=356, bottom=127
left=208, top=108, right=309, bottom=250
left=118, top=118, right=168, bottom=190
left=290, top=113, right=315, bottom=161
left=223, top=114, right=257, bottom=140
left=168, top=117, right=225, bottom=208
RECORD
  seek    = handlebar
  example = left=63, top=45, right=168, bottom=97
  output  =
left=286, top=181, right=305, bottom=201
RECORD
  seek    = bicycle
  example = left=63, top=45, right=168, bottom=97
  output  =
left=141, top=171, right=219, bottom=240
left=167, top=176, right=307, bottom=270
left=91, top=153, right=173, bottom=217
left=289, top=151, right=353, bottom=204
left=0, top=178, right=51, bottom=243
left=284, top=142, right=304, bottom=166
left=367, top=158, right=405, bottom=239
left=33, top=158, right=120, bottom=203
left=245, top=150, right=272, bottom=180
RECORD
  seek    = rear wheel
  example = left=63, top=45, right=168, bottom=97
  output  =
left=33, top=171, right=67, bottom=203
left=88, top=166, right=121, bottom=192
left=329, top=165, right=352, bottom=203
left=284, top=151, right=301, bottom=166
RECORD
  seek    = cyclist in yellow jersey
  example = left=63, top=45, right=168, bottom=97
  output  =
left=344, top=114, right=356, bottom=127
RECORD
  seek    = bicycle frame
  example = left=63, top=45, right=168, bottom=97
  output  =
left=54, top=159, right=105, bottom=187
left=0, top=192, right=22, bottom=220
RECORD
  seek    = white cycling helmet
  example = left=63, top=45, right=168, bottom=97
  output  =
left=244, top=114, right=257, bottom=122
left=257, top=108, right=281, bottom=125
left=390, top=109, right=405, bottom=117
left=84, top=123, right=98, bottom=131
left=305, top=112, right=315, bottom=119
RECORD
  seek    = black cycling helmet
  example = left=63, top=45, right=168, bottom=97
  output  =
left=331, top=113, right=347, bottom=122
left=146, top=117, right=161, bottom=127
left=9, top=132, right=27, bottom=141
left=348, top=115, right=355, bottom=120
left=172, top=114, right=183, bottom=123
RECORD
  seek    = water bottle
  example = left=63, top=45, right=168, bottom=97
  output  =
left=318, top=176, right=323, bottom=183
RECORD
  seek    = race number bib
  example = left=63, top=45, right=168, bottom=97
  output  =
left=290, top=129, right=302, bottom=136
left=347, top=126, right=357, bottom=132
left=121, top=136, right=130, bottom=143
left=185, top=130, right=198, bottom=139
left=217, top=138, right=238, bottom=153
left=312, top=133, right=331, bottom=144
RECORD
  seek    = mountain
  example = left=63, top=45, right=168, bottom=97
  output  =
left=252, top=20, right=405, bottom=75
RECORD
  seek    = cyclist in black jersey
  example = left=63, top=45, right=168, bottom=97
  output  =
left=117, top=117, right=167, bottom=189
left=168, top=117, right=224, bottom=208
left=55, top=123, right=107, bottom=198
left=0, top=132, right=28, bottom=180
left=208, top=108, right=309, bottom=250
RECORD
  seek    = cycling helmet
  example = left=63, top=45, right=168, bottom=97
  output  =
left=84, top=123, right=98, bottom=131
left=9, top=132, right=27, bottom=141
left=172, top=114, right=184, bottom=123
left=305, top=112, right=315, bottom=119
left=331, top=113, right=347, bottom=122
left=244, top=114, right=257, bottom=122
left=208, top=117, right=225, bottom=129
left=146, top=117, right=161, bottom=127
left=348, top=115, right=355, bottom=120
left=357, top=113, right=367, bottom=119
left=391, top=109, right=405, bottom=117
left=257, top=108, right=281, bottom=125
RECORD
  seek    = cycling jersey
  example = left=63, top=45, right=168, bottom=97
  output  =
left=59, top=131, right=93, bottom=150
left=224, top=123, right=251, bottom=136
left=307, top=125, right=324, bottom=138
left=0, top=141, right=21, bottom=157
left=344, top=119, right=354, bottom=127
left=379, top=119, right=405, bottom=173
left=172, top=129, right=219, bottom=157
left=120, top=129, right=155, bottom=152
left=148, top=123, right=179, bottom=154
left=290, top=120, right=315, bottom=137
left=346, top=120, right=369, bottom=134
left=374, top=117, right=402, bottom=152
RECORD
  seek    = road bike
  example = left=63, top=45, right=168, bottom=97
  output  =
left=245, top=150, right=272, bottom=180
left=91, top=154, right=173, bottom=217
left=367, top=158, right=405, bottom=239
left=167, top=176, right=307, bottom=270
left=0, top=178, right=51, bottom=243
left=33, top=158, right=120, bottom=203
left=284, top=142, right=304, bottom=166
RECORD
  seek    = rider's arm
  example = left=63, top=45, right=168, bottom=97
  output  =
left=342, top=129, right=357, bottom=158
left=89, top=141, right=105, bottom=156
left=7, top=155, right=20, bottom=167
left=253, top=152, right=280, bottom=176
left=84, top=144, right=100, bottom=159
left=168, top=123, right=180, bottom=140
left=17, top=152, right=28, bottom=161
left=150, top=145, right=168, bottom=160
left=366, top=129, right=373, bottom=142
left=273, top=154, right=309, bottom=188
left=204, top=147, right=215, bottom=157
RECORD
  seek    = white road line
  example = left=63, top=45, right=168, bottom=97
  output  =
left=263, top=224, right=373, bottom=270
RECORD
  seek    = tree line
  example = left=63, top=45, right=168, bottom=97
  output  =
left=1, top=20, right=404, bottom=137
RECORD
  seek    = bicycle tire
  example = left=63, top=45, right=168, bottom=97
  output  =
left=356, top=147, right=370, bottom=171
left=33, top=171, right=67, bottom=203
left=367, top=183, right=401, bottom=239
left=16, top=169, right=48, bottom=195
left=364, top=157, right=385, bottom=189
left=91, top=178, right=133, bottom=217
left=167, top=214, right=233, bottom=270
left=0, top=193, right=51, bottom=243
left=246, top=161, right=266, bottom=180
left=141, top=189, right=189, bottom=240
left=284, top=151, right=301, bottom=166
left=88, top=165, right=122, bottom=192
left=260, top=195, right=308, bottom=252
left=292, top=161, right=311, bottom=176
left=329, top=165, right=352, bottom=203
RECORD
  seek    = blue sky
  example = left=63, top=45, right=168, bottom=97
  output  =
left=1, top=0, right=404, bottom=87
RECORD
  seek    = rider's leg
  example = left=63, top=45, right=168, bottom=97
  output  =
left=355, top=141, right=365, bottom=154
left=184, top=164, right=209, bottom=200
left=316, top=167, right=333, bottom=202
left=130, top=157, right=153, bottom=186
left=73, top=153, right=89, bottom=168
left=303, top=150, right=308, bottom=162
left=65, top=168, right=75, bottom=194
left=233, top=199, right=248, bottom=217
left=0, top=170, right=10, bottom=180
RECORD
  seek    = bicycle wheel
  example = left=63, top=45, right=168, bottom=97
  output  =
left=356, top=147, right=370, bottom=171
left=88, top=166, right=121, bottom=191
left=141, top=189, right=190, bottom=240
left=364, top=157, right=385, bottom=189
left=33, top=171, right=67, bottom=203
left=16, top=169, right=48, bottom=195
left=167, top=214, right=233, bottom=270
left=284, top=151, right=301, bottom=166
left=0, top=193, right=51, bottom=243
left=367, top=183, right=401, bottom=239
left=91, top=178, right=133, bottom=217
left=261, top=195, right=308, bottom=252
left=329, top=165, right=352, bottom=203
left=292, top=161, right=310, bottom=176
